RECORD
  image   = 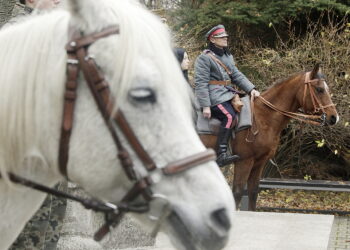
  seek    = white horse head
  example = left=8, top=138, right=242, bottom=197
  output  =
left=0, top=0, right=235, bottom=249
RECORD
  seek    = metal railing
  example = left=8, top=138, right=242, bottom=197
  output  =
left=240, top=178, right=350, bottom=214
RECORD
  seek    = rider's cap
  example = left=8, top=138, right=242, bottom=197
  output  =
left=205, top=25, right=229, bottom=40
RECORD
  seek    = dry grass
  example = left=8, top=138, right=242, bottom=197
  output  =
left=257, top=189, right=350, bottom=213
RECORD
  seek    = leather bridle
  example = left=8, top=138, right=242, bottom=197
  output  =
left=302, top=72, right=335, bottom=116
left=2, top=25, right=216, bottom=241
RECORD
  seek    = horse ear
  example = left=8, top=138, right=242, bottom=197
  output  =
left=310, top=63, right=321, bottom=79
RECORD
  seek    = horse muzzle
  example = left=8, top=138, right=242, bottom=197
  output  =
left=328, top=114, right=339, bottom=125
left=165, top=207, right=231, bottom=250
left=323, top=113, right=339, bottom=126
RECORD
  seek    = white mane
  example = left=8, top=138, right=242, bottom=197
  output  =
left=0, top=11, right=68, bottom=177
left=0, top=0, right=192, bottom=177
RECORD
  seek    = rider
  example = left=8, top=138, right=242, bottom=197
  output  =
left=173, top=47, right=190, bottom=82
left=194, top=24, right=260, bottom=167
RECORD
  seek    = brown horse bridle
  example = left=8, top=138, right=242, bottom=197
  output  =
left=302, top=72, right=335, bottom=115
left=1, top=25, right=216, bottom=241
left=256, top=72, right=335, bottom=126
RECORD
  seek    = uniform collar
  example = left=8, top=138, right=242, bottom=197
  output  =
left=208, top=42, right=230, bottom=57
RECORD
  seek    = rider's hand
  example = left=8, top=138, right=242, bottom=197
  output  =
left=250, top=89, right=260, bottom=98
left=203, top=107, right=211, bottom=119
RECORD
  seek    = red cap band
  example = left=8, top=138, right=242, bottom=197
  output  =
left=209, top=28, right=225, bottom=38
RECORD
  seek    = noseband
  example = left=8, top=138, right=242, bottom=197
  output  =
left=2, top=25, right=216, bottom=241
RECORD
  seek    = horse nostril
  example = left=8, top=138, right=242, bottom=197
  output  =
left=211, top=208, right=231, bottom=231
left=330, top=115, right=337, bottom=125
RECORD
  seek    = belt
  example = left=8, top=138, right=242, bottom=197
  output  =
left=208, top=80, right=231, bottom=86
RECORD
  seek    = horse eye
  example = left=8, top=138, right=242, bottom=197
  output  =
left=315, top=87, right=324, bottom=94
left=128, top=87, right=156, bottom=104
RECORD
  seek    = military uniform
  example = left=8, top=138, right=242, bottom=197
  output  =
left=1, top=2, right=67, bottom=249
left=195, top=49, right=255, bottom=107
left=194, top=24, right=257, bottom=167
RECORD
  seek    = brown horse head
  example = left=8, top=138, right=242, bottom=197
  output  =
left=296, top=64, right=339, bottom=125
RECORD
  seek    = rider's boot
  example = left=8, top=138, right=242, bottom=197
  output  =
left=216, top=127, right=240, bottom=167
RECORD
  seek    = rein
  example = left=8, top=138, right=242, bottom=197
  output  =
left=2, top=26, right=217, bottom=241
left=256, top=72, right=335, bottom=126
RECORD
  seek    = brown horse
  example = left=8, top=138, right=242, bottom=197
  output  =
left=200, top=64, right=339, bottom=211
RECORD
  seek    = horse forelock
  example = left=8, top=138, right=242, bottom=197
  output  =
left=315, top=72, right=326, bottom=80
left=313, top=72, right=329, bottom=92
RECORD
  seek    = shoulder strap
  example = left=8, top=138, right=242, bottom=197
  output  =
left=205, top=51, right=232, bottom=75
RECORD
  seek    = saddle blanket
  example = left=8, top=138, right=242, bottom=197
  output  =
left=196, top=95, right=252, bottom=135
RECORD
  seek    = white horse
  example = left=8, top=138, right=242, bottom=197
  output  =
left=0, top=0, right=235, bottom=249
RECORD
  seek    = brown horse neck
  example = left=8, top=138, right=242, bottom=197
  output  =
left=256, top=74, right=304, bottom=131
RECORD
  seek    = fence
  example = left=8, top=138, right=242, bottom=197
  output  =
left=240, top=178, right=350, bottom=215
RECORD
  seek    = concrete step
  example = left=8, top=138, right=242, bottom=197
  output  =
left=226, top=211, right=333, bottom=250
left=130, top=211, right=334, bottom=250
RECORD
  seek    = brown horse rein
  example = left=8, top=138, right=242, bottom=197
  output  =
left=2, top=25, right=217, bottom=241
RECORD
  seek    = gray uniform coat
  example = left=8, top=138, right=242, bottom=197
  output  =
left=194, top=50, right=255, bottom=108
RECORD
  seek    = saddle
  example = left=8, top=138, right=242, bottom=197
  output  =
left=196, top=95, right=252, bottom=136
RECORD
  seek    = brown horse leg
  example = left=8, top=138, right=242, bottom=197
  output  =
left=232, top=159, right=254, bottom=210
left=247, top=157, right=270, bottom=211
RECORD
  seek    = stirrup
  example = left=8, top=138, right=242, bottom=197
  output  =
left=216, top=152, right=240, bottom=167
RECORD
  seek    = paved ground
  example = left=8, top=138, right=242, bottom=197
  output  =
left=144, top=211, right=334, bottom=250
left=106, top=212, right=350, bottom=250
left=328, top=216, right=350, bottom=250
left=120, top=214, right=350, bottom=250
